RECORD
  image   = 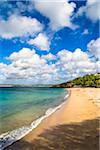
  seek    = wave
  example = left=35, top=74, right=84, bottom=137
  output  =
left=0, top=92, right=70, bottom=150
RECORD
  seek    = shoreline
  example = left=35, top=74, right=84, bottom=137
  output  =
left=5, top=88, right=99, bottom=150
left=0, top=89, right=69, bottom=150
left=23, top=88, right=99, bottom=142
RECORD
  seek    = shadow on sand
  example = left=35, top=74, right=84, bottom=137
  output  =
left=5, top=118, right=99, bottom=150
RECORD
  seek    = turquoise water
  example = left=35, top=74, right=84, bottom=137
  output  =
left=0, top=87, right=67, bottom=135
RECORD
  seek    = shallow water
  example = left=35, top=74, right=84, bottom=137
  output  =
left=0, top=87, right=67, bottom=134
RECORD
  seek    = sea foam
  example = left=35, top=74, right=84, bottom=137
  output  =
left=0, top=92, right=70, bottom=150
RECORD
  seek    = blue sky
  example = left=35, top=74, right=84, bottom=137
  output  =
left=0, top=0, right=100, bottom=84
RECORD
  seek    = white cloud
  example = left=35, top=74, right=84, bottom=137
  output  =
left=28, top=33, right=50, bottom=51
left=82, top=29, right=89, bottom=35
left=0, top=48, right=58, bottom=84
left=0, top=14, right=43, bottom=39
left=76, top=6, right=86, bottom=17
left=76, top=0, right=100, bottom=22
left=86, top=0, right=100, bottom=22
left=0, top=39, right=99, bottom=84
left=7, top=48, right=36, bottom=61
left=96, top=61, right=100, bottom=72
left=87, top=38, right=100, bottom=60
left=42, top=53, right=56, bottom=61
left=87, top=0, right=98, bottom=6
left=57, top=48, right=88, bottom=62
left=33, top=0, right=76, bottom=30
left=57, top=48, right=98, bottom=79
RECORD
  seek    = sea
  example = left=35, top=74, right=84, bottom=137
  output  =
left=0, top=87, right=68, bottom=150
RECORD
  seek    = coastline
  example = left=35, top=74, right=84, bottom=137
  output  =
left=5, top=88, right=99, bottom=150
left=23, top=88, right=99, bottom=141
left=0, top=88, right=69, bottom=150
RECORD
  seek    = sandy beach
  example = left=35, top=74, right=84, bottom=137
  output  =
left=5, top=88, right=99, bottom=150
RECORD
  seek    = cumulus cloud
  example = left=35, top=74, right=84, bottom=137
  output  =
left=57, top=48, right=97, bottom=78
left=42, top=53, right=56, bottom=61
left=57, top=48, right=89, bottom=62
left=0, top=14, right=43, bottom=39
left=7, top=48, right=36, bottom=61
left=86, top=0, right=100, bottom=22
left=0, top=40, right=99, bottom=84
left=87, top=38, right=100, bottom=60
left=28, top=33, right=50, bottom=51
left=57, top=47, right=99, bottom=81
left=76, top=0, right=100, bottom=22
left=0, top=48, right=58, bottom=84
left=33, top=0, right=76, bottom=30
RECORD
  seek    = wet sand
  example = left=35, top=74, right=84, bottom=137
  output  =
left=5, top=88, right=100, bottom=150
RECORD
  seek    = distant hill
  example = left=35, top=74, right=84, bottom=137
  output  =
left=0, top=74, right=99, bottom=88
left=52, top=73, right=100, bottom=88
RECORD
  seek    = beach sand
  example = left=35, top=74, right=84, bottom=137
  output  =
left=5, top=88, right=99, bottom=150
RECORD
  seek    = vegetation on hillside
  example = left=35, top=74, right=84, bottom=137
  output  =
left=52, top=73, right=100, bottom=88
